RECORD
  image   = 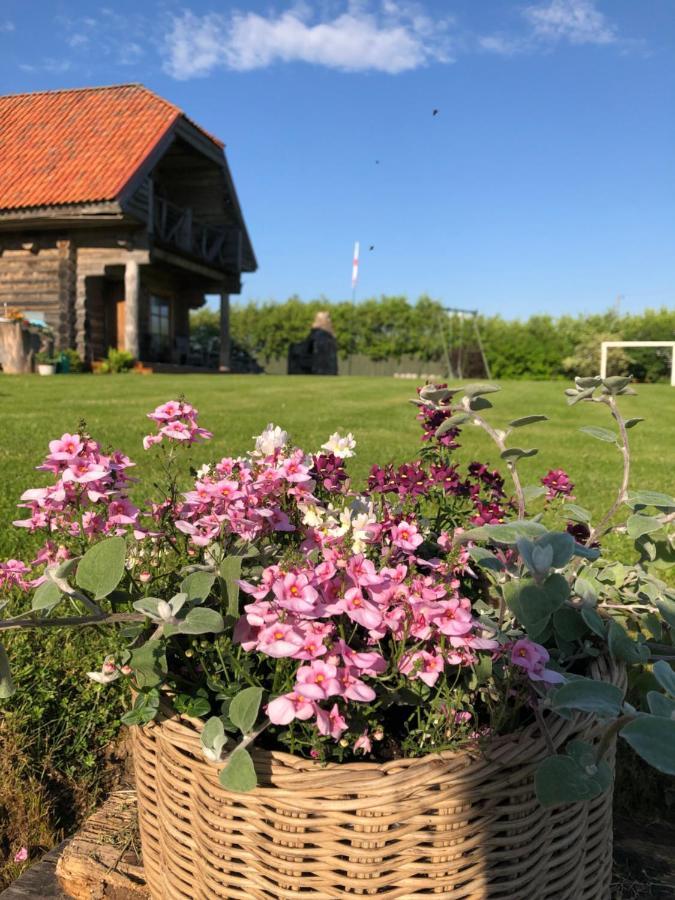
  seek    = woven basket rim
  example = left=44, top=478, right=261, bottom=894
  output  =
left=141, top=656, right=625, bottom=780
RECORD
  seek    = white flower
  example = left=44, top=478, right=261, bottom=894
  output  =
left=87, top=654, right=121, bottom=684
left=254, top=423, right=288, bottom=456
left=297, top=501, right=325, bottom=528
left=321, top=432, right=356, bottom=459
left=196, top=463, right=212, bottom=479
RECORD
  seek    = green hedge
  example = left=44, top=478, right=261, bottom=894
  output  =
left=190, top=299, right=675, bottom=381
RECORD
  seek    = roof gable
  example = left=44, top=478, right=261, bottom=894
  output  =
left=0, top=83, right=223, bottom=212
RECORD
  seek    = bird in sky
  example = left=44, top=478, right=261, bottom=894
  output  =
left=369, top=245, right=375, bottom=251
left=432, top=108, right=439, bottom=116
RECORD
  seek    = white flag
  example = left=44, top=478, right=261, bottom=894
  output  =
left=351, top=241, right=360, bottom=290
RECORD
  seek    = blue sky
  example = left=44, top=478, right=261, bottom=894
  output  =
left=1, top=1, right=673, bottom=317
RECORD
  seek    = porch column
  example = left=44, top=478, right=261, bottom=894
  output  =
left=219, top=293, right=231, bottom=372
left=124, top=260, right=140, bottom=361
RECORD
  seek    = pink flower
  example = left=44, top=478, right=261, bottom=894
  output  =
left=316, top=703, right=348, bottom=740
left=390, top=521, right=423, bottom=552
left=399, top=650, right=445, bottom=687
left=354, top=731, right=372, bottom=754
left=14, top=847, right=28, bottom=863
left=430, top=599, right=473, bottom=637
left=510, top=639, right=565, bottom=684
left=256, top=622, right=305, bottom=658
left=336, top=668, right=376, bottom=702
left=296, top=661, right=340, bottom=698
left=48, top=433, right=83, bottom=459
left=267, top=690, right=321, bottom=725
left=272, top=572, right=319, bottom=614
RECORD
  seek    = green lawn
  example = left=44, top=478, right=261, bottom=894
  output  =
left=1, top=374, right=673, bottom=559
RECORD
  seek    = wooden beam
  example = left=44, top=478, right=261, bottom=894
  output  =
left=150, top=246, right=229, bottom=281
left=219, top=293, right=230, bottom=372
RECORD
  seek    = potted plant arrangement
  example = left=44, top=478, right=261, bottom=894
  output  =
left=35, top=349, right=58, bottom=375
left=0, top=379, right=673, bottom=899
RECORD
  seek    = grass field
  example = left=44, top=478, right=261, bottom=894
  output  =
left=2, top=374, right=674, bottom=559
left=0, top=373, right=673, bottom=884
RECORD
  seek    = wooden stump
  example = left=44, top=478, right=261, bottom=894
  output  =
left=55, top=790, right=148, bottom=899
left=0, top=320, right=35, bottom=373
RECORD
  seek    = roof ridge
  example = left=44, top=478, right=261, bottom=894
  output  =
left=0, top=83, right=175, bottom=106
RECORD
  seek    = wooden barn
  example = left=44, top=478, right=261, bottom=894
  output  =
left=0, top=83, right=256, bottom=369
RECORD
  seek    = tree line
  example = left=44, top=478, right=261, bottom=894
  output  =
left=190, top=297, right=674, bottom=381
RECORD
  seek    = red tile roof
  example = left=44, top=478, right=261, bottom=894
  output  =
left=0, top=83, right=223, bottom=211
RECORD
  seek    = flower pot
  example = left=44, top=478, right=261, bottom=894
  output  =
left=132, top=658, right=625, bottom=900
left=37, top=363, right=56, bottom=375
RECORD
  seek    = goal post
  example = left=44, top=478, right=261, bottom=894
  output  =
left=600, top=341, right=675, bottom=387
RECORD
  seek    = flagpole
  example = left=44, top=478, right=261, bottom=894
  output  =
left=349, top=241, right=359, bottom=376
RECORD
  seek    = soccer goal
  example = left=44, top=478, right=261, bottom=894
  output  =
left=600, top=341, right=675, bottom=386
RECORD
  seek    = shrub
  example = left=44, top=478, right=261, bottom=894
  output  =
left=99, top=348, right=135, bottom=374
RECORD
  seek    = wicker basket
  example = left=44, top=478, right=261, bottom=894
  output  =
left=132, top=659, right=625, bottom=900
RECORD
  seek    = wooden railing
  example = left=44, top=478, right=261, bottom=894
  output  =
left=152, top=196, right=242, bottom=269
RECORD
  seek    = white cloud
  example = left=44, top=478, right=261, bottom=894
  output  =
left=522, top=0, right=617, bottom=46
left=163, top=2, right=454, bottom=79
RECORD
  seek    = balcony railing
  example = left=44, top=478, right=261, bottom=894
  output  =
left=152, top=196, right=242, bottom=270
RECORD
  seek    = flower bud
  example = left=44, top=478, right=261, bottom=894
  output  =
left=157, top=600, right=173, bottom=620
left=139, top=571, right=151, bottom=583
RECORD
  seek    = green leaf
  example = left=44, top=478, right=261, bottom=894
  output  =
left=620, top=716, right=675, bottom=775
left=647, top=692, right=675, bottom=719
left=132, top=597, right=162, bottom=618
left=435, top=413, right=471, bottom=436
left=626, top=490, right=675, bottom=511
left=581, top=607, right=606, bottom=639
left=553, top=607, right=588, bottom=642
left=552, top=678, right=623, bottom=716
left=174, top=693, right=212, bottom=718
left=508, top=414, right=549, bottom=428
left=652, top=660, right=675, bottom=697
left=564, top=503, right=592, bottom=524
left=178, top=608, right=225, bottom=635
left=460, top=521, right=548, bottom=545
left=130, top=642, right=167, bottom=690
left=500, top=447, right=538, bottom=461
left=602, top=375, right=632, bottom=394
left=624, top=418, right=644, bottom=429
left=535, top=754, right=611, bottom=807
left=75, top=537, right=126, bottom=599
left=468, top=396, right=493, bottom=411
left=219, top=556, right=244, bottom=618
left=120, top=690, right=160, bottom=726
left=574, top=576, right=597, bottom=604
left=0, top=643, right=15, bottom=699
left=219, top=748, right=257, bottom=792
left=567, top=387, right=596, bottom=405
left=463, top=382, right=501, bottom=398
left=229, top=686, right=263, bottom=735
left=626, top=514, right=664, bottom=540
left=467, top=546, right=504, bottom=571
left=31, top=580, right=63, bottom=613
left=575, top=376, right=603, bottom=389
left=180, top=571, right=216, bottom=604
left=523, top=484, right=548, bottom=503
left=201, top=716, right=226, bottom=749
left=506, top=574, right=569, bottom=636
left=579, top=426, right=617, bottom=444
left=655, top=596, right=675, bottom=630
left=607, top=621, right=649, bottom=665
left=538, top=532, right=576, bottom=568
